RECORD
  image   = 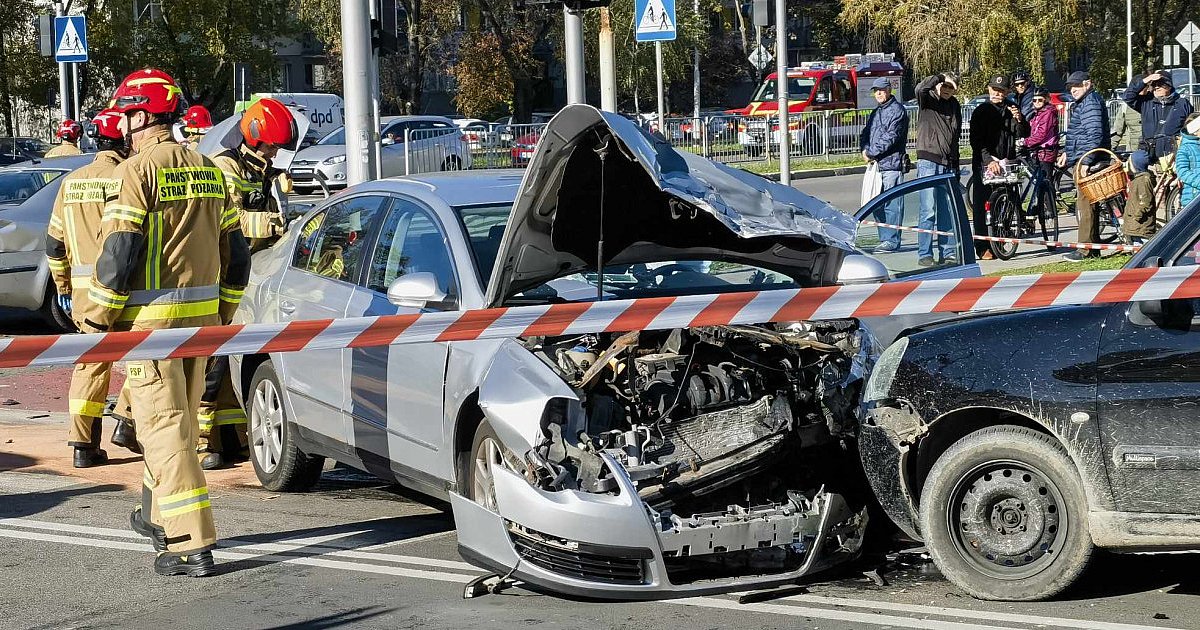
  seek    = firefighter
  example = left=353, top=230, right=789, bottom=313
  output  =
left=180, top=105, right=214, bottom=152
left=45, top=120, right=84, bottom=157
left=45, top=109, right=141, bottom=467
left=88, top=68, right=250, bottom=576
left=195, top=99, right=297, bottom=471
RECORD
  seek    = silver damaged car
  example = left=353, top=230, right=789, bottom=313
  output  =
left=231, top=104, right=980, bottom=598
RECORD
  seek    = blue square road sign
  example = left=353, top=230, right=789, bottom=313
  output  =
left=54, top=16, right=88, bottom=63
left=634, top=0, right=677, bottom=42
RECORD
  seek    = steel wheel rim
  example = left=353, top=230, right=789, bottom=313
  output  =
left=945, top=458, right=1068, bottom=581
left=472, top=437, right=504, bottom=512
left=250, top=378, right=284, bottom=474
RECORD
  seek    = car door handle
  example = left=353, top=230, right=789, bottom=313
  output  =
left=279, top=300, right=296, bottom=316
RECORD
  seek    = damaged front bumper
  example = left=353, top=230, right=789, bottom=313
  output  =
left=453, top=452, right=867, bottom=599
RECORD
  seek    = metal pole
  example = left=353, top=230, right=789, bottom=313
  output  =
left=368, top=0, right=382, bottom=179
left=1191, top=47, right=1196, bottom=92
left=1125, top=0, right=1132, bottom=84
left=692, top=0, right=700, bottom=122
left=656, top=41, right=665, bottom=135
left=564, top=5, right=585, bottom=104
left=71, top=63, right=80, bottom=121
left=340, top=0, right=378, bottom=185
left=599, top=7, right=617, bottom=112
left=54, top=3, right=70, bottom=123
left=775, top=0, right=790, bottom=185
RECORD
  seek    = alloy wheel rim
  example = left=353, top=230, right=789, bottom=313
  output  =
left=250, top=378, right=284, bottom=474
left=472, top=437, right=503, bottom=512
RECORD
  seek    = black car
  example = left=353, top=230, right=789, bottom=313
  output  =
left=859, top=205, right=1200, bottom=601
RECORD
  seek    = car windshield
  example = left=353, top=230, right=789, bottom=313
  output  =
left=317, top=127, right=345, bottom=145
left=0, top=171, right=61, bottom=204
left=518, top=262, right=799, bottom=303
left=455, top=203, right=513, bottom=285
left=0, top=138, right=49, bottom=156
left=752, top=77, right=816, bottom=102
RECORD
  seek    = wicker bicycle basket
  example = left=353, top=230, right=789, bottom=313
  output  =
left=1073, top=148, right=1127, bottom=204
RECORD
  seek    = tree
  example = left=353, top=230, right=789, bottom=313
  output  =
left=0, top=0, right=57, bottom=135
left=840, top=0, right=1084, bottom=93
left=455, top=0, right=558, bottom=121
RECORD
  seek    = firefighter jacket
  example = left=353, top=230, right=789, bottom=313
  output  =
left=45, top=150, right=125, bottom=323
left=210, top=146, right=282, bottom=240
left=45, top=143, right=83, bottom=158
left=87, top=128, right=250, bottom=332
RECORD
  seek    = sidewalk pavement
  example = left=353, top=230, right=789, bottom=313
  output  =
left=0, top=405, right=258, bottom=492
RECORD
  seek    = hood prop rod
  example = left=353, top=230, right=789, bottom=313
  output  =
left=593, top=132, right=612, bottom=301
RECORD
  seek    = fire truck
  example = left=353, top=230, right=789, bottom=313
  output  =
left=728, top=53, right=904, bottom=152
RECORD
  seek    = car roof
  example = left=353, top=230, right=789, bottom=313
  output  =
left=381, top=115, right=456, bottom=124
left=338, top=169, right=525, bottom=208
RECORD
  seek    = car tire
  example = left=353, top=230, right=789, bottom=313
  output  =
left=292, top=186, right=314, bottom=196
left=443, top=155, right=463, bottom=171
left=465, top=420, right=509, bottom=513
left=39, top=282, right=76, bottom=332
left=919, top=425, right=1093, bottom=601
left=247, top=361, right=325, bottom=492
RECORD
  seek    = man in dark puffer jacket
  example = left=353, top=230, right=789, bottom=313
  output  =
left=1059, top=70, right=1111, bottom=259
left=859, top=78, right=910, bottom=253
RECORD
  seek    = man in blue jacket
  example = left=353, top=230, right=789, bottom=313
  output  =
left=1123, top=69, right=1192, bottom=161
left=1058, top=70, right=1111, bottom=259
left=859, top=77, right=909, bottom=252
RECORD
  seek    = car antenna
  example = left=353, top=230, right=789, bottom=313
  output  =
left=593, top=131, right=612, bottom=301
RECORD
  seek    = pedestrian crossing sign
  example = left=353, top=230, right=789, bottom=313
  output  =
left=54, top=16, right=88, bottom=63
left=635, top=0, right=676, bottom=42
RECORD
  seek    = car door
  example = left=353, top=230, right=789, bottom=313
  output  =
left=852, top=173, right=980, bottom=342
left=343, top=195, right=461, bottom=484
left=274, top=194, right=391, bottom=448
left=1096, top=229, right=1200, bottom=513
left=380, top=121, right=410, bottom=178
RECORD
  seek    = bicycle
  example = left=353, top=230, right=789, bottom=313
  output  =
left=982, top=156, right=1061, bottom=260
left=1051, top=159, right=1123, bottom=244
left=1135, top=135, right=1183, bottom=228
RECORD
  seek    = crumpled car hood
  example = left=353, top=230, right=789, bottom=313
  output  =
left=485, top=105, right=857, bottom=308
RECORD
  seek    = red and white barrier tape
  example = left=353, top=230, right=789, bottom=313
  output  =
left=860, top=220, right=1143, bottom=253
left=1, top=266, right=1197, bottom=369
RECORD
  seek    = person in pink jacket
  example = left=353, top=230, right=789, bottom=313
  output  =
left=1024, top=86, right=1060, bottom=216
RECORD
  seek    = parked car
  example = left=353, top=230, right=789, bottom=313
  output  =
left=289, top=116, right=471, bottom=193
left=229, top=105, right=980, bottom=599
left=493, top=113, right=554, bottom=147
left=0, top=155, right=92, bottom=330
left=861, top=199, right=1200, bottom=601
left=0, top=137, right=50, bottom=166
left=456, top=119, right=499, bottom=149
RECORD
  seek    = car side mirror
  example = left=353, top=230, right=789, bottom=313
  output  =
left=387, top=272, right=447, bottom=309
left=1132, top=256, right=1193, bottom=326
left=381, top=137, right=395, bottom=146
left=838, top=254, right=890, bottom=285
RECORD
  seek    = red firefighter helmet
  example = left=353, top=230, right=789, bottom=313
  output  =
left=87, top=109, right=124, bottom=141
left=56, top=119, right=82, bottom=142
left=182, top=105, right=214, bottom=134
left=239, top=98, right=297, bottom=149
left=110, top=68, right=183, bottom=115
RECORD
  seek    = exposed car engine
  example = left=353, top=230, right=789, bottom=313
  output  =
left=517, top=322, right=871, bottom=578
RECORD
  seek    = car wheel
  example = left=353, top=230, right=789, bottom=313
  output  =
left=919, top=425, right=1093, bottom=601
left=442, top=155, right=463, bottom=171
left=248, top=361, right=325, bottom=492
left=39, top=282, right=75, bottom=332
left=292, top=185, right=314, bottom=196
left=466, top=421, right=508, bottom=513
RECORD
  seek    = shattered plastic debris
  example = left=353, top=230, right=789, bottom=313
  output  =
left=1, top=399, right=18, bottom=406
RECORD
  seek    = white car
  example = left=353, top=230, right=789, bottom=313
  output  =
left=289, top=116, right=472, bottom=194
left=456, top=119, right=499, bottom=149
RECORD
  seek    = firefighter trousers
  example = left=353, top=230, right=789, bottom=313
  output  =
left=68, top=361, right=113, bottom=447
left=127, top=357, right=216, bottom=553
left=198, top=356, right=247, bottom=453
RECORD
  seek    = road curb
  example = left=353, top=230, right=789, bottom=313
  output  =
left=766, top=165, right=868, bottom=181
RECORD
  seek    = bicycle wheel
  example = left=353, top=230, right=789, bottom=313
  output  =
left=1038, top=188, right=1060, bottom=249
left=1161, top=185, right=1181, bottom=227
left=987, top=188, right=1020, bottom=260
left=1099, top=197, right=1123, bottom=244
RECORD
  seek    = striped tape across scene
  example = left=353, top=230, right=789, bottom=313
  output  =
left=2, top=265, right=1198, bottom=369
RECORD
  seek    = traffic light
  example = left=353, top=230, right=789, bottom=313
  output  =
left=370, top=18, right=399, bottom=54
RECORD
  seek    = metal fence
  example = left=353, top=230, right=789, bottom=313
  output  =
left=430, top=98, right=1170, bottom=175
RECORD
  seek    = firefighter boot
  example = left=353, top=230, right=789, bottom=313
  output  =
left=73, top=418, right=109, bottom=468
left=112, top=418, right=141, bottom=454
left=130, top=506, right=167, bottom=551
left=199, top=451, right=225, bottom=471
left=154, top=550, right=216, bottom=577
